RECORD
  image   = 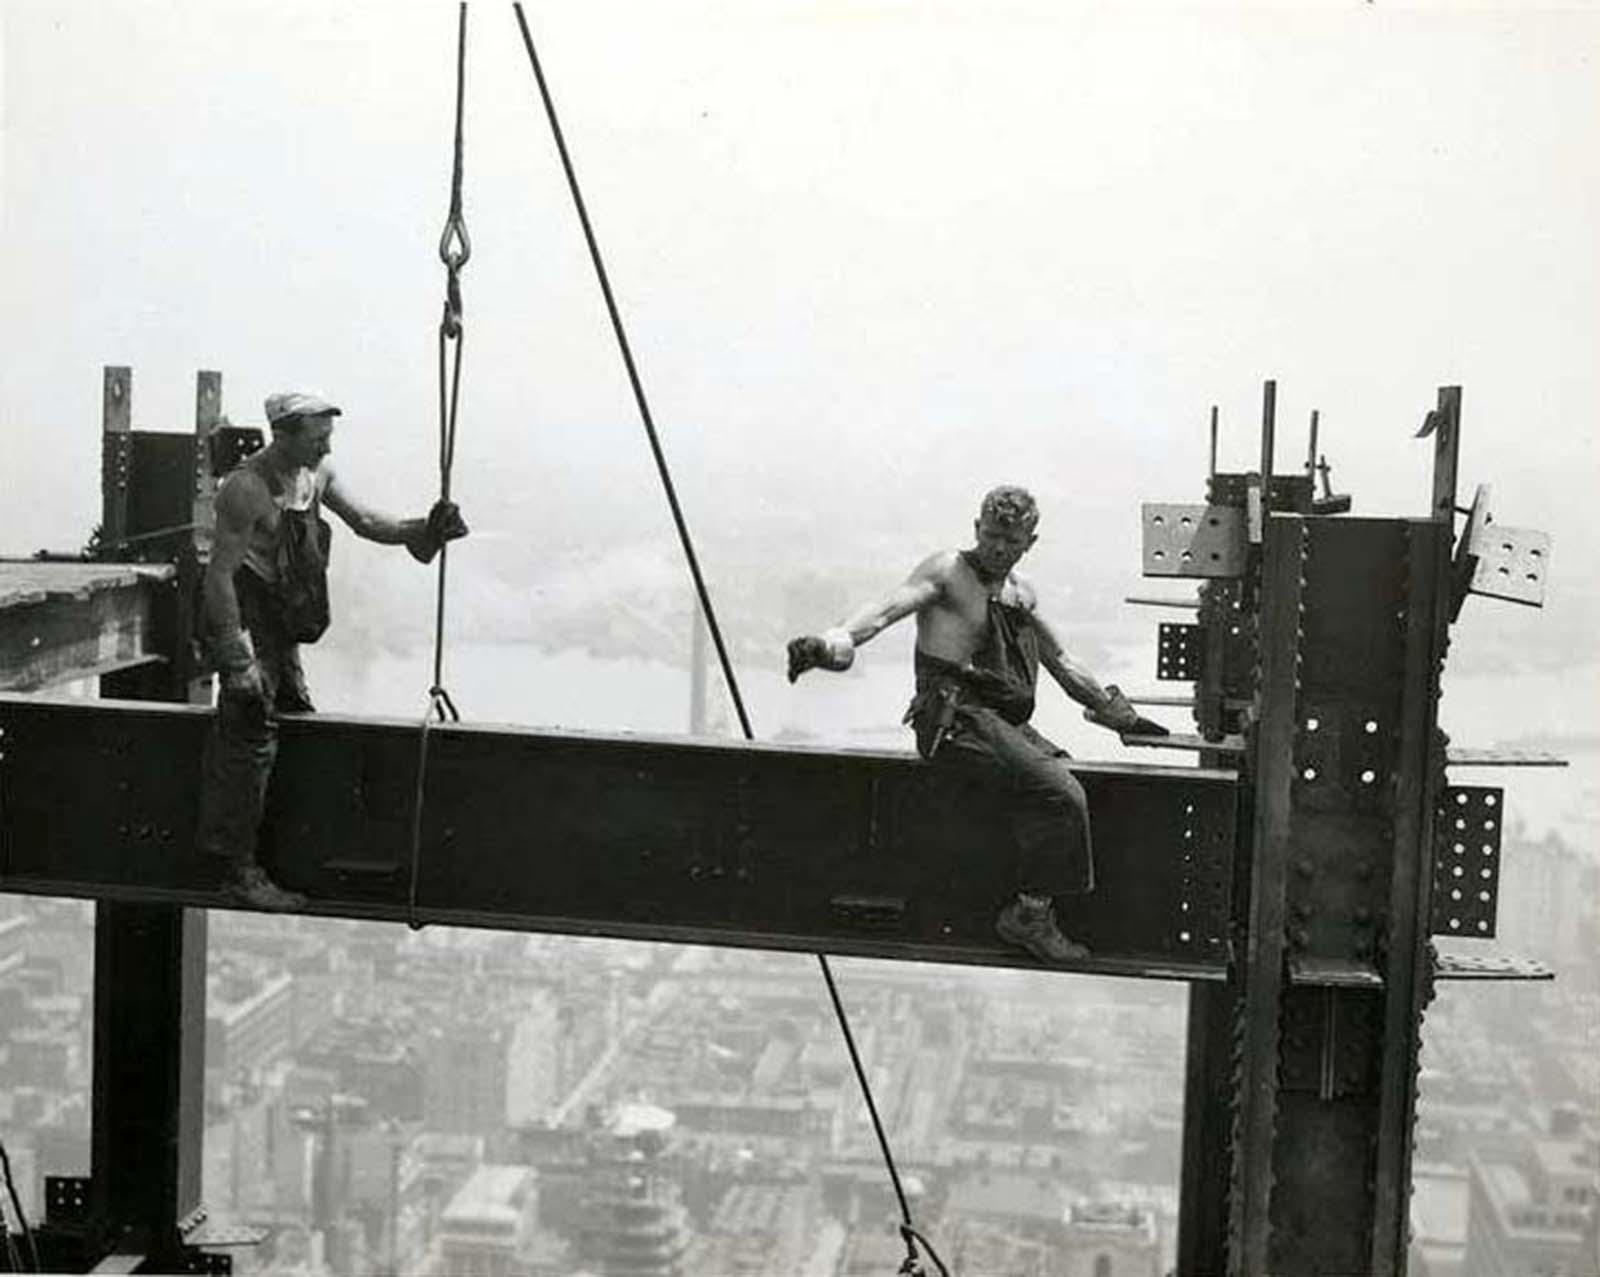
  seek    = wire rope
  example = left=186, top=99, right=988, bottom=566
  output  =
left=510, top=9, right=948, bottom=1271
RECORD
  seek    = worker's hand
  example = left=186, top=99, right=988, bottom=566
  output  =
left=428, top=499, right=469, bottom=545
left=221, top=661, right=267, bottom=707
left=405, top=500, right=469, bottom=564
left=1083, top=684, right=1170, bottom=737
left=786, top=629, right=854, bottom=683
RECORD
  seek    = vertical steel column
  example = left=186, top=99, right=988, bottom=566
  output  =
left=88, top=366, right=213, bottom=1266
left=1367, top=390, right=1460, bottom=1270
left=1227, top=511, right=1304, bottom=1277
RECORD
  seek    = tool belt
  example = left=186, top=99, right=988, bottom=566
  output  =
left=904, top=680, right=964, bottom=759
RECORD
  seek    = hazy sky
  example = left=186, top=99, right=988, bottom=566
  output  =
left=3, top=1, right=1596, bottom=715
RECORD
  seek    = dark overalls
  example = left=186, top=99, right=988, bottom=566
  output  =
left=903, top=590, right=1095, bottom=897
left=195, top=491, right=332, bottom=872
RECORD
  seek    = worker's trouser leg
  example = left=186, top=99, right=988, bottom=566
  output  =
left=921, top=707, right=1094, bottom=897
left=195, top=606, right=313, bottom=871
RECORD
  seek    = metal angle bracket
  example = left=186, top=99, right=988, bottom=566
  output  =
left=1450, top=482, right=1552, bottom=613
left=1157, top=622, right=1207, bottom=681
left=1431, top=786, right=1504, bottom=938
left=45, top=1175, right=92, bottom=1228
left=1435, top=952, right=1554, bottom=981
left=1469, top=524, right=1551, bottom=608
left=1141, top=503, right=1247, bottom=577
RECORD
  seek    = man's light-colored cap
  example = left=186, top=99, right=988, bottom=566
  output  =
left=264, top=392, right=342, bottom=426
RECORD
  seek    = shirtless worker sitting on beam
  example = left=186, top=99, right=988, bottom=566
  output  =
left=786, top=485, right=1165, bottom=963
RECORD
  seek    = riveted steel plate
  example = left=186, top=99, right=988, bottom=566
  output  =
left=1431, top=786, right=1503, bottom=938
left=1141, top=504, right=1246, bottom=577
left=1157, top=622, right=1206, bottom=682
left=1469, top=525, right=1550, bottom=608
left=0, top=693, right=1240, bottom=978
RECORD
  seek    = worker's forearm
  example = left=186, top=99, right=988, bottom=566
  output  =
left=353, top=512, right=426, bottom=546
left=1046, top=653, right=1113, bottom=711
left=202, top=572, right=253, bottom=670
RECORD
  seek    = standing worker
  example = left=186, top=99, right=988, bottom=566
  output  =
left=786, top=485, right=1165, bottom=963
left=196, top=392, right=468, bottom=910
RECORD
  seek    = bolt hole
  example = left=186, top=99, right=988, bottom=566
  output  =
left=1302, top=766, right=1318, bottom=782
left=1484, top=794, right=1497, bottom=807
left=1452, top=842, right=1465, bottom=855
left=1452, top=866, right=1464, bottom=878
left=1455, top=818, right=1466, bottom=830
left=1152, top=515, right=1166, bottom=526
left=1178, top=930, right=1192, bottom=943
left=1530, top=548, right=1542, bottom=559
left=1477, top=920, right=1489, bottom=933
left=1306, top=716, right=1320, bottom=732
left=1364, top=719, right=1378, bottom=734
left=1449, top=918, right=1461, bottom=930
left=1478, top=890, right=1490, bottom=903
left=1451, top=889, right=1462, bottom=900
left=1360, top=769, right=1376, bottom=785
left=1525, top=573, right=1538, bottom=583
left=1180, top=516, right=1193, bottom=528
left=1480, top=867, right=1492, bottom=879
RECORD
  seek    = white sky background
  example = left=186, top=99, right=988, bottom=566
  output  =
left=2, top=0, right=1597, bottom=725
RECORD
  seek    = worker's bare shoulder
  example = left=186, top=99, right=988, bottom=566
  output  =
left=912, top=548, right=963, bottom=586
left=215, top=466, right=272, bottom=527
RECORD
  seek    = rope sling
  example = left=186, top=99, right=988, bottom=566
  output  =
left=406, top=2, right=469, bottom=931
left=509, top=7, right=949, bottom=1272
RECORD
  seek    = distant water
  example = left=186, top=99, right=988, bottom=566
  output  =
left=304, top=638, right=1598, bottom=852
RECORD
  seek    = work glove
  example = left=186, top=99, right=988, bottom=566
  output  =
left=786, top=629, right=854, bottom=683
left=1083, top=684, right=1170, bottom=738
left=406, top=499, right=470, bottom=564
left=222, top=662, right=267, bottom=705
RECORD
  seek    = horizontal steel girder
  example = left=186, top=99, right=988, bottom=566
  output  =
left=0, top=563, right=174, bottom=692
left=0, top=694, right=1239, bottom=979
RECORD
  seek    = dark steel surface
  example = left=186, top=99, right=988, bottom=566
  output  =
left=1227, top=512, right=1306, bottom=1276
left=0, top=694, right=1239, bottom=977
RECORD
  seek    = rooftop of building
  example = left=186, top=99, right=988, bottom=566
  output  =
left=441, top=1163, right=535, bottom=1229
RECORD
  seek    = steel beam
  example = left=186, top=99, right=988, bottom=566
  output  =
left=0, top=693, right=1239, bottom=980
left=0, top=564, right=172, bottom=692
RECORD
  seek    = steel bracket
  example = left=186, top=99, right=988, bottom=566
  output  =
left=45, top=1175, right=92, bottom=1228
left=1157, top=622, right=1207, bottom=682
left=1468, top=524, right=1550, bottom=608
left=1430, top=786, right=1503, bottom=938
left=1141, top=504, right=1247, bottom=577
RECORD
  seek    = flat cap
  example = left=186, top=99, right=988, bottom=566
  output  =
left=264, top=392, right=342, bottom=426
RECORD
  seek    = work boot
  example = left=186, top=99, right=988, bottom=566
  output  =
left=223, top=865, right=307, bottom=913
left=995, top=895, right=1090, bottom=963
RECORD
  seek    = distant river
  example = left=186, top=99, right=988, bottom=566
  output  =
left=303, top=638, right=1599, bottom=852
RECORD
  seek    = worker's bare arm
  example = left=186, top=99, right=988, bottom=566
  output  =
left=1032, top=597, right=1168, bottom=736
left=787, top=553, right=948, bottom=682
left=321, top=466, right=424, bottom=546
left=1029, top=602, right=1116, bottom=712
left=834, top=555, right=948, bottom=648
left=203, top=476, right=266, bottom=652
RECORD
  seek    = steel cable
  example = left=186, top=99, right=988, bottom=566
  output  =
left=510, top=8, right=947, bottom=1272
left=408, top=2, right=470, bottom=931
